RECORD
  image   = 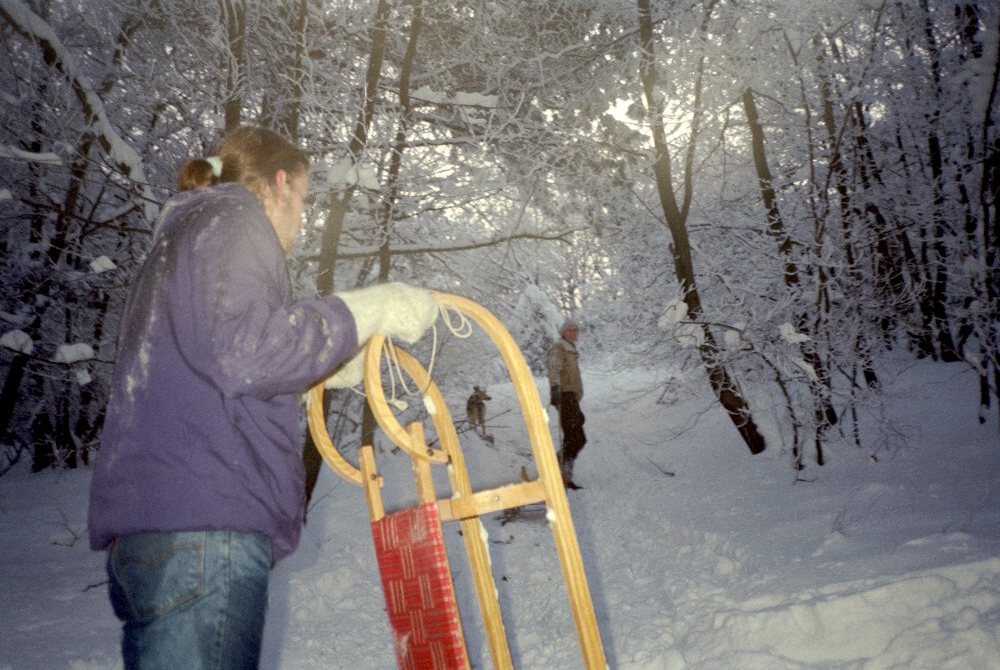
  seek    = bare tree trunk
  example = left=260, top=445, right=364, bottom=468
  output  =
left=816, top=38, right=881, bottom=388
left=0, top=315, right=40, bottom=455
left=849, top=101, right=909, bottom=346
left=357, top=0, right=425, bottom=452
left=974, top=7, right=1000, bottom=425
left=377, top=0, right=422, bottom=282
left=305, top=0, right=393, bottom=511
left=637, top=0, right=765, bottom=455
left=30, top=410, right=55, bottom=473
left=219, top=0, right=245, bottom=130
left=260, top=0, right=308, bottom=141
left=743, top=87, right=833, bottom=466
left=918, top=0, right=960, bottom=362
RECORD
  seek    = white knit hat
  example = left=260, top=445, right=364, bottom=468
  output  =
left=560, top=319, right=580, bottom=335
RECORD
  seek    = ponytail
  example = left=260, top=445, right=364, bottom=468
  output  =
left=176, top=126, right=308, bottom=201
left=176, top=158, right=219, bottom=191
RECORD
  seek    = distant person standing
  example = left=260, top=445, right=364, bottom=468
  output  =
left=548, top=319, right=586, bottom=489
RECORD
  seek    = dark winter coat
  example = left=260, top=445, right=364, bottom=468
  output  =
left=88, top=184, right=357, bottom=562
left=547, top=338, right=583, bottom=400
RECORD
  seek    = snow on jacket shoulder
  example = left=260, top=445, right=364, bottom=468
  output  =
left=88, top=184, right=358, bottom=562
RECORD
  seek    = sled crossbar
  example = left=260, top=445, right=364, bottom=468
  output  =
left=437, top=480, right=547, bottom=522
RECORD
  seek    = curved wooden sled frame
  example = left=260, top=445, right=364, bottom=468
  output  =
left=307, top=292, right=606, bottom=670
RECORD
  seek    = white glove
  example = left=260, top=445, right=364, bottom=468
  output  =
left=323, top=347, right=364, bottom=389
left=335, top=282, right=438, bottom=345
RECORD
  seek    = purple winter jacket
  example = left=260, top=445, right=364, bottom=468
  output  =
left=88, top=183, right=357, bottom=562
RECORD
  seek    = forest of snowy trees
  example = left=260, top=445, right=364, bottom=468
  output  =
left=1, top=0, right=997, bottom=477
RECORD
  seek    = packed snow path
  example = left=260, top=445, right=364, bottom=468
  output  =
left=1, top=361, right=998, bottom=669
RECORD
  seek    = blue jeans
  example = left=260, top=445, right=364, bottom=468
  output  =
left=106, top=530, right=272, bottom=670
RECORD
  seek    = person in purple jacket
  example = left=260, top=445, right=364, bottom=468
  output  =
left=88, top=125, right=438, bottom=669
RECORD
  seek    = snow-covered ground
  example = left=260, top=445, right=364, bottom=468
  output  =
left=1, top=357, right=998, bottom=669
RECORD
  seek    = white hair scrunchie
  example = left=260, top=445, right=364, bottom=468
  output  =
left=205, top=156, right=223, bottom=178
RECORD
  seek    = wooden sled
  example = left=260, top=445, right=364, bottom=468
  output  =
left=307, top=292, right=607, bottom=669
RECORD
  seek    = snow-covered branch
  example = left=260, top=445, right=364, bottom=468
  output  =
left=306, top=228, right=577, bottom=261
left=0, top=0, right=158, bottom=224
left=0, top=144, right=62, bottom=165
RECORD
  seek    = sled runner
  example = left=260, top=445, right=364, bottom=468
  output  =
left=307, top=292, right=607, bottom=670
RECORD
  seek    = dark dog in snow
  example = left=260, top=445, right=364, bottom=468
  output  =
left=466, top=386, right=492, bottom=439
